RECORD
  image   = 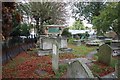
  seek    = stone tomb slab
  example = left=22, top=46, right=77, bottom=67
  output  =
left=66, top=60, right=94, bottom=78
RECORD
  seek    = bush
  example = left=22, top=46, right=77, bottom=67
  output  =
left=61, top=28, right=72, bottom=38
left=68, top=38, right=75, bottom=44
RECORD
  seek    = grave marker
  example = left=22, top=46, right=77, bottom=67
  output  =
left=41, top=37, right=52, bottom=50
left=66, top=60, right=94, bottom=78
left=98, top=44, right=112, bottom=65
left=52, top=40, right=59, bottom=74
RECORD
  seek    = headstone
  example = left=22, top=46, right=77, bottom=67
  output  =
left=98, top=44, right=112, bottom=65
left=57, top=37, right=67, bottom=49
left=66, top=60, right=94, bottom=78
left=61, top=38, right=67, bottom=48
left=52, top=43, right=59, bottom=74
left=41, top=38, right=52, bottom=50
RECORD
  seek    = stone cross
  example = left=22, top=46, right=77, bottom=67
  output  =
left=98, top=44, right=112, bottom=65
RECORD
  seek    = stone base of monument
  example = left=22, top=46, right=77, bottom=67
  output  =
left=59, top=48, right=73, bottom=53
left=37, top=50, right=52, bottom=56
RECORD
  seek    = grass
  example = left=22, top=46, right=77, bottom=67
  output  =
left=93, top=53, right=118, bottom=68
left=55, top=64, right=67, bottom=78
left=110, top=57, right=118, bottom=68
left=68, top=44, right=97, bottom=56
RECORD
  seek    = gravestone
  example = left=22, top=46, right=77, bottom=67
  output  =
left=66, top=60, right=94, bottom=78
left=52, top=42, right=59, bottom=74
left=98, top=44, right=112, bottom=65
left=41, top=37, right=53, bottom=50
left=57, top=37, right=67, bottom=49
left=60, top=38, right=67, bottom=48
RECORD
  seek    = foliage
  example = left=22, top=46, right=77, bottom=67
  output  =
left=61, top=28, right=72, bottom=37
left=72, top=2, right=105, bottom=22
left=2, top=2, right=22, bottom=39
left=29, top=2, right=68, bottom=35
left=20, top=23, right=30, bottom=36
left=11, top=23, right=30, bottom=36
left=72, top=2, right=120, bottom=39
left=92, top=2, right=120, bottom=38
left=55, top=64, right=67, bottom=78
left=68, top=38, right=75, bottom=44
left=70, top=20, right=85, bottom=30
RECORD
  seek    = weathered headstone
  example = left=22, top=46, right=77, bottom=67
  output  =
left=57, top=37, right=67, bottom=49
left=98, top=44, right=112, bottom=65
left=41, top=38, right=53, bottom=50
left=66, top=60, right=94, bottom=78
left=52, top=42, right=59, bottom=74
left=61, top=38, right=67, bottom=48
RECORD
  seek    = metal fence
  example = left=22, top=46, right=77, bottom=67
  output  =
left=2, top=38, right=36, bottom=64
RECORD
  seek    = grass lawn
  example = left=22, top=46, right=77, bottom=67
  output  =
left=68, top=44, right=97, bottom=57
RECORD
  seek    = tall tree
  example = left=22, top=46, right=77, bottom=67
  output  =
left=72, top=2, right=120, bottom=39
left=72, top=2, right=105, bottom=23
left=92, top=2, right=120, bottom=39
left=70, top=20, right=85, bottom=30
left=29, top=2, right=68, bottom=35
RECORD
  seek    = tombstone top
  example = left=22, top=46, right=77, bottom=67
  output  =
left=67, top=60, right=94, bottom=78
left=99, top=44, right=112, bottom=50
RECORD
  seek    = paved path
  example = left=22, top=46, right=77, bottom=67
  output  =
left=86, top=50, right=97, bottom=59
